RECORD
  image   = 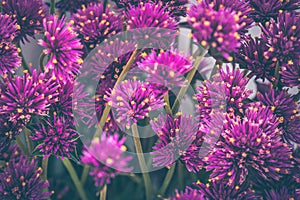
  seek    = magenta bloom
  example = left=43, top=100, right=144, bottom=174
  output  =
left=0, top=114, right=24, bottom=139
left=0, top=155, right=51, bottom=200
left=72, top=3, right=122, bottom=51
left=56, top=0, right=100, bottom=14
left=151, top=113, right=199, bottom=170
left=0, top=14, right=18, bottom=43
left=206, top=104, right=293, bottom=185
left=280, top=62, right=300, bottom=88
left=187, top=2, right=242, bottom=61
left=2, top=0, right=47, bottom=43
left=31, top=115, right=78, bottom=158
left=0, top=43, right=21, bottom=75
left=81, top=133, right=133, bottom=187
left=0, top=69, right=58, bottom=126
left=138, top=50, right=193, bottom=89
left=171, top=186, right=203, bottom=200
left=124, top=2, right=178, bottom=48
left=105, top=80, right=165, bottom=129
left=39, top=16, right=83, bottom=80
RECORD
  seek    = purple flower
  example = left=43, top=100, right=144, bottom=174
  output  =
left=0, top=137, right=11, bottom=161
left=151, top=113, right=199, bottom=170
left=237, top=37, right=277, bottom=81
left=0, top=115, right=24, bottom=139
left=105, top=80, right=165, bottom=129
left=138, top=50, right=193, bottom=89
left=206, top=104, right=293, bottom=185
left=81, top=133, right=133, bottom=187
left=39, top=16, right=84, bottom=80
left=248, top=0, right=299, bottom=23
left=0, top=69, right=58, bottom=126
left=187, top=2, right=242, bottom=61
left=30, top=115, right=78, bottom=158
left=2, top=0, right=47, bottom=43
left=0, top=143, right=20, bottom=162
left=171, top=186, right=203, bottom=200
left=0, top=155, right=51, bottom=200
left=0, top=43, right=21, bottom=75
left=71, top=3, right=122, bottom=51
left=280, top=61, right=300, bottom=88
left=0, top=14, right=19, bottom=43
left=124, top=2, right=178, bottom=48
left=56, top=0, right=100, bottom=14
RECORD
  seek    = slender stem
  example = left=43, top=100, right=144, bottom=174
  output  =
left=24, top=128, right=32, bottom=155
left=39, top=52, right=47, bottom=72
left=131, top=123, right=152, bottom=200
left=15, top=136, right=29, bottom=155
left=164, top=93, right=172, bottom=115
left=62, top=159, right=88, bottom=200
left=80, top=165, right=90, bottom=185
left=274, top=61, right=280, bottom=88
left=100, top=184, right=107, bottom=200
left=50, top=0, right=56, bottom=15
left=16, top=43, right=30, bottom=72
left=158, top=163, right=176, bottom=196
left=177, top=162, right=184, bottom=190
left=172, top=49, right=208, bottom=113
left=0, top=1, right=2, bottom=12
left=103, top=0, right=108, bottom=12
left=42, top=157, right=49, bottom=180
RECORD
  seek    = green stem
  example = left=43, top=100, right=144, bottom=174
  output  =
left=80, top=165, right=90, bottom=185
left=15, top=136, right=29, bottom=155
left=177, top=162, right=184, bottom=190
left=24, top=128, right=32, bottom=155
left=62, top=159, right=88, bottom=200
left=164, top=93, right=172, bottom=115
left=39, top=52, right=47, bottom=72
left=100, top=184, right=107, bottom=200
left=158, top=163, right=176, bottom=196
left=16, top=43, right=30, bottom=72
left=50, top=0, right=56, bottom=15
left=274, top=61, right=280, bottom=88
left=131, top=123, right=152, bottom=200
left=42, top=157, right=49, bottom=180
left=172, top=49, right=208, bottom=113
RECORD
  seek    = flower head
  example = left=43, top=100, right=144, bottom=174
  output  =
left=72, top=3, right=122, bottom=51
left=0, top=155, right=51, bottom=200
left=2, top=0, right=47, bottom=43
left=81, top=133, right=133, bottom=187
left=56, top=0, right=100, bottom=14
left=39, top=16, right=83, bottom=80
left=124, top=2, right=178, bottom=48
left=0, top=14, right=18, bottom=43
left=138, top=50, right=193, bottom=89
left=151, top=113, right=199, bottom=170
left=280, top=61, right=300, bottom=88
left=30, top=115, right=78, bottom=158
left=0, top=43, right=21, bottom=75
left=171, top=186, right=203, bottom=200
left=0, top=69, right=58, bottom=126
left=0, top=115, right=24, bottom=139
left=105, top=80, right=165, bottom=129
left=187, top=2, right=242, bottom=61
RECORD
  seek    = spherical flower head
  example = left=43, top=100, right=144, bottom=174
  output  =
left=206, top=106, right=293, bottom=185
left=39, top=16, right=84, bottom=80
left=187, top=2, right=242, bottom=61
left=56, top=0, right=100, bottom=14
left=0, top=155, right=51, bottom=200
left=0, top=69, right=58, bottom=126
left=171, top=186, right=203, bottom=200
left=0, top=137, right=11, bottom=160
left=71, top=3, right=122, bottom=51
left=248, top=0, right=299, bottom=23
left=0, top=115, right=24, bottom=139
left=237, top=37, right=277, bottom=81
left=138, top=50, right=193, bottom=89
left=0, top=143, right=21, bottom=162
left=0, top=14, right=18, bottom=43
left=151, top=113, right=199, bottom=170
left=105, top=80, right=165, bottom=129
left=2, top=0, right=47, bottom=43
left=81, top=133, right=133, bottom=187
left=195, top=180, right=259, bottom=200
left=124, top=2, right=178, bottom=48
left=30, top=115, right=78, bottom=158
left=280, top=62, right=300, bottom=88
left=0, top=43, right=21, bottom=75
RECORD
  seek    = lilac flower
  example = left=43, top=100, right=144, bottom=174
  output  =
left=248, top=0, right=299, bottom=23
left=206, top=104, right=293, bottom=185
left=124, top=2, right=178, bottom=48
left=0, top=137, right=11, bottom=161
left=2, top=0, right=47, bottom=43
left=280, top=62, right=300, bottom=88
left=39, top=16, right=83, bottom=80
left=0, top=155, right=51, bottom=200
left=0, top=69, right=58, bottom=126
left=0, top=143, right=20, bottom=162
left=171, top=186, right=203, bottom=200
left=187, top=2, right=242, bottom=61
left=195, top=180, right=259, bottom=200
left=0, top=114, right=24, bottom=139
left=105, top=80, right=165, bottom=129
left=237, top=37, right=277, bottom=81
left=56, top=0, right=100, bottom=14
left=0, top=14, right=18, bottom=43
left=30, top=115, right=78, bottom=158
left=151, top=113, right=199, bottom=170
left=138, top=50, right=193, bottom=89
left=81, top=133, right=133, bottom=187
left=71, top=3, right=122, bottom=51
left=0, top=43, right=21, bottom=75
